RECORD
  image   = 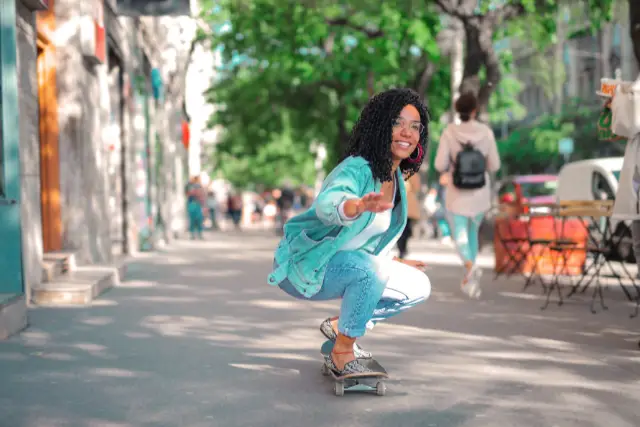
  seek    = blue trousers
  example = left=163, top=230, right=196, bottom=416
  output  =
left=448, top=213, right=484, bottom=264
left=277, top=250, right=431, bottom=338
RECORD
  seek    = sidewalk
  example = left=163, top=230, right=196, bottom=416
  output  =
left=1, top=231, right=639, bottom=427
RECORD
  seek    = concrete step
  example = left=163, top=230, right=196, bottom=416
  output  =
left=0, top=294, right=27, bottom=340
left=41, top=250, right=79, bottom=283
left=32, top=261, right=127, bottom=306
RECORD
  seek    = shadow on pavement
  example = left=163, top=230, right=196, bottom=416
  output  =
left=1, top=232, right=639, bottom=427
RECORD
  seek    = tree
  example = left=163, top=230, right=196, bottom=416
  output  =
left=434, top=0, right=535, bottom=116
left=199, top=0, right=451, bottom=187
left=433, top=0, right=626, bottom=117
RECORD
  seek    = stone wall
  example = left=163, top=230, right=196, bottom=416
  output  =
left=140, top=16, right=193, bottom=239
left=55, top=0, right=113, bottom=264
left=19, top=2, right=191, bottom=267
left=16, top=0, right=42, bottom=300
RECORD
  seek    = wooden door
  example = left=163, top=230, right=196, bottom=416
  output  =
left=37, top=40, right=61, bottom=252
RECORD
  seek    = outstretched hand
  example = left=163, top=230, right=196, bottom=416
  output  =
left=359, top=192, right=393, bottom=214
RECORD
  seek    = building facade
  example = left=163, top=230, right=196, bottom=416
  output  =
left=0, top=0, right=193, bottom=339
left=511, top=1, right=639, bottom=120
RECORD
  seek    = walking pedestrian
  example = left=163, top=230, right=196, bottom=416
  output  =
left=435, top=93, right=501, bottom=298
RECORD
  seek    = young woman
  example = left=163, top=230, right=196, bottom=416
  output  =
left=435, top=93, right=501, bottom=298
left=267, top=88, right=432, bottom=376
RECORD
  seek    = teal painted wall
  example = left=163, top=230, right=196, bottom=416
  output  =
left=0, top=0, right=25, bottom=295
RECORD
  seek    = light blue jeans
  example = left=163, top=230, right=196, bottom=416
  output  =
left=448, top=213, right=484, bottom=264
left=277, top=250, right=431, bottom=338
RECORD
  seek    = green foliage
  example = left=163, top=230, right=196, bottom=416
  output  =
left=486, top=50, right=527, bottom=124
left=199, top=0, right=450, bottom=188
left=496, top=98, right=624, bottom=176
left=198, top=0, right=621, bottom=188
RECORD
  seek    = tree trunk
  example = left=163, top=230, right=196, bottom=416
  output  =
left=630, top=0, right=640, bottom=68
left=459, top=20, right=484, bottom=97
left=459, top=18, right=500, bottom=120
left=450, top=17, right=465, bottom=120
left=414, top=61, right=436, bottom=102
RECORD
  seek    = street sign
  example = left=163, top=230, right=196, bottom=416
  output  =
left=558, top=137, right=574, bottom=155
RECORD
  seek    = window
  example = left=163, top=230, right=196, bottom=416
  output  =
left=592, top=171, right=615, bottom=201
left=612, top=170, right=621, bottom=182
left=520, top=181, right=558, bottom=198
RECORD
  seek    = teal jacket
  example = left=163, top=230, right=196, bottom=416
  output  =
left=267, top=156, right=408, bottom=297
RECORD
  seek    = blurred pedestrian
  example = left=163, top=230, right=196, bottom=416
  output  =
left=276, top=186, right=295, bottom=235
left=227, top=191, right=243, bottom=230
left=435, top=93, right=501, bottom=298
left=396, top=172, right=421, bottom=258
left=185, top=176, right=205, bottom=239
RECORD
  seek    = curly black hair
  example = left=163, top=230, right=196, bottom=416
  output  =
left=346, top=88, right=430, bottom=183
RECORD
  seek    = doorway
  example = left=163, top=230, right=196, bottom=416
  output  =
left=37, top=40, right=61, bottom=253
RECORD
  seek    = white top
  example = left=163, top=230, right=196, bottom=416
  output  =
left=434, top=120, right=501, bottom=217
left=610, top=81, right=640, bottom=220
left=340, top=209, right=393, bottom=252
left=612, top=134, right=640, bottom=219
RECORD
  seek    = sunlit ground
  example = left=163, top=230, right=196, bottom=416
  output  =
left=0, top=231, right=639, bottom=427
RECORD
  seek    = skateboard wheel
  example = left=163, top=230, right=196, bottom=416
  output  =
left=334, top=382, right=344, bottom=396
left=321, top=364, right=330, bottom=376
left=376, top=382, right=386, bottom=396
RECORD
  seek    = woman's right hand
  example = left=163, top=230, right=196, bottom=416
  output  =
left=343, top=192, right=393, bottom=218
left=359, top=192, right=393, bottom=213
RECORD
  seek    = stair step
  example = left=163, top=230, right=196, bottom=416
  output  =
left=41, top=250, right=79, bottom=283
left=32, top=264, right=125, bottom=306
left=41, top=259, right=64, bottom=283
left=0, top=295, right=27, bottom=340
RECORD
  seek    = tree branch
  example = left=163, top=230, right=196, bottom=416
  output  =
left=415, top=62, right=436, bottom=101
left=433, top=0, right=476, bottom=21
left=325, top=17, right=384, bottom=39
left=487, top=3, right=526, bottom=25
left=323, top=32, right=337, bottom=55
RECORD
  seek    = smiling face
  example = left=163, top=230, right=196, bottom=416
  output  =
left=390, top=104, right=422, bottom=163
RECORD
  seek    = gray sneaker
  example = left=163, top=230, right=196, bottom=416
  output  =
left=319, top=318, right=373, bottom=359
left=462, top=265, right=482, bottom=299
left=324, top=353, right=376, bottom=377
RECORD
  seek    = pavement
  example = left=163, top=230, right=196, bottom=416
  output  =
left=1, top=231, right=640, bottom=427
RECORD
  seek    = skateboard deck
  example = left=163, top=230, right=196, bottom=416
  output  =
left=319, top=339, right=388, bottom=396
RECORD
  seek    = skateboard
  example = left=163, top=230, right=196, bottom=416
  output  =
left=320, top=340, right=388, bottom=396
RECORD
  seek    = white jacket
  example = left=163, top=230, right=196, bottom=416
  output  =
left=611, top=78, right=640, bottom=219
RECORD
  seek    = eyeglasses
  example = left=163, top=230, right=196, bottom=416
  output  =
left=392, top=117, right=424, bottom=135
